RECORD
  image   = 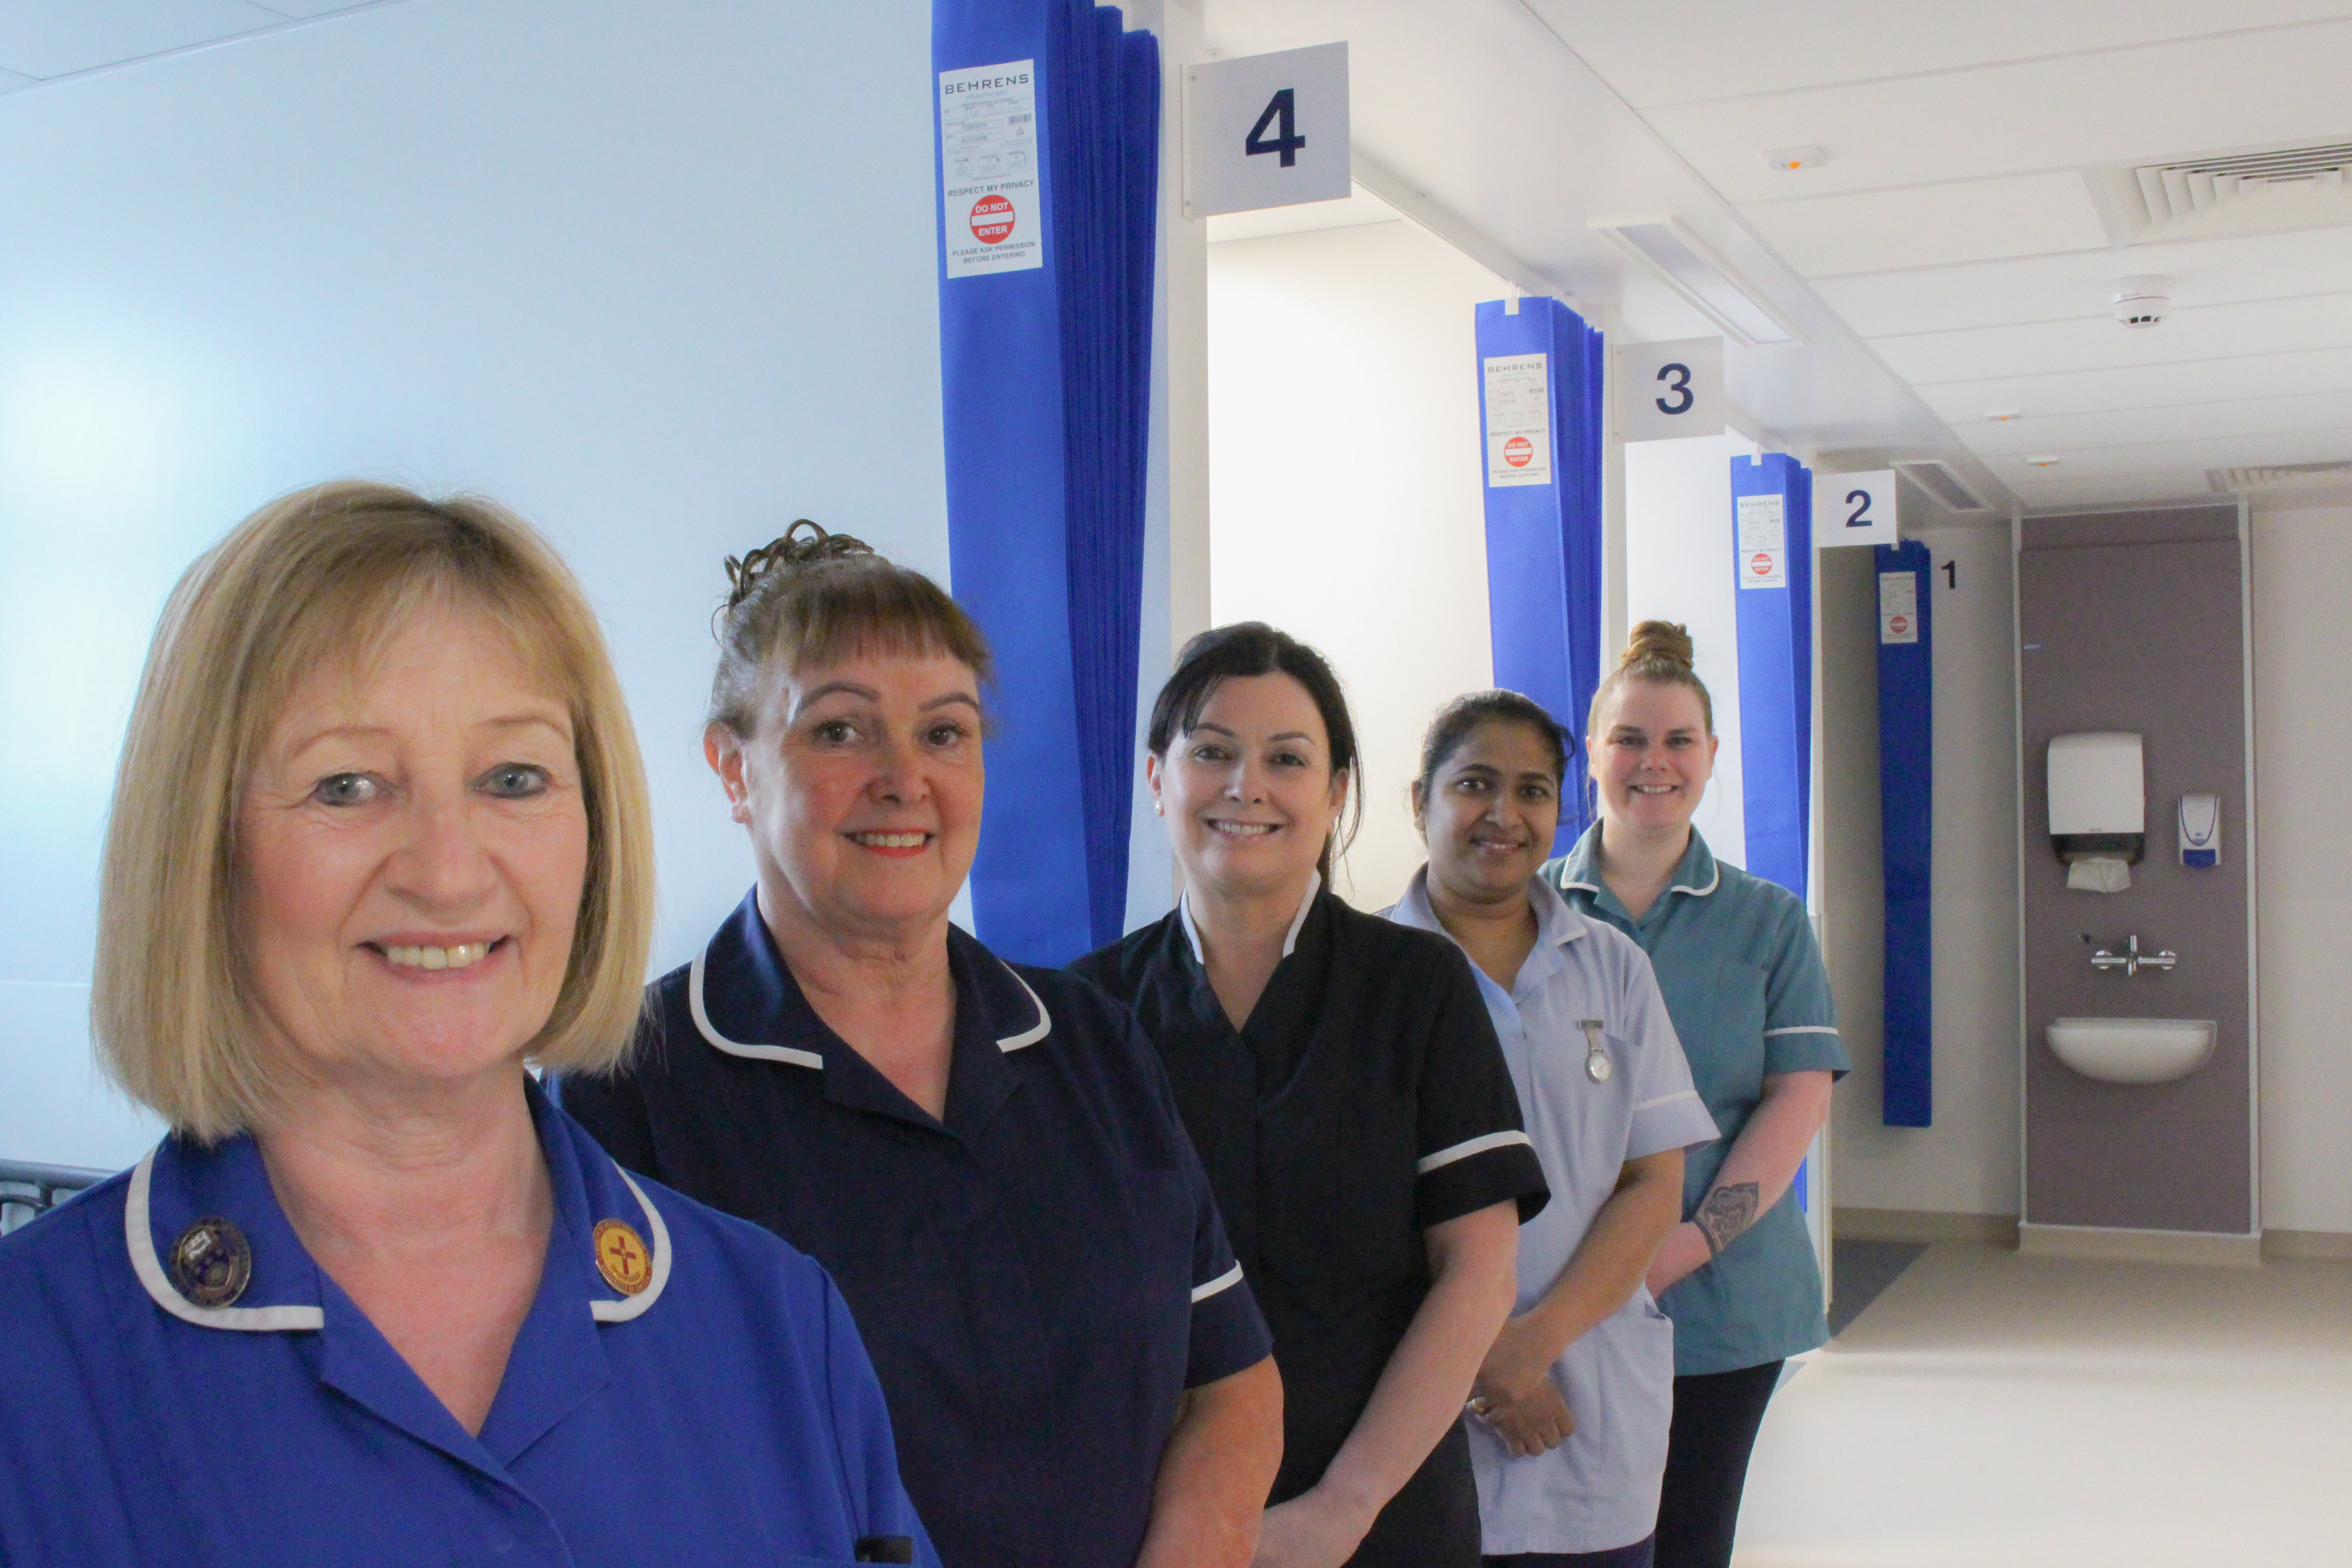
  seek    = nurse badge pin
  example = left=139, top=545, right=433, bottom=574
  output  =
left=1578, top=1019, right=1613, bottom=1084
left=593, top=1219, right=653, bottom=1296
left=169, top=1216, right=253, bottom=1308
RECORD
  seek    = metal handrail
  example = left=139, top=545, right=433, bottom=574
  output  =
left=0, top=1159, right=113, bottom=1235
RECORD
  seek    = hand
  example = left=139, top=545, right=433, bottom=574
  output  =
left=1249, top=1487, right=1373, bottom=1568
left=1482, top=1379, right=1575, bottom=1459
left=1645, top=1221, right=1711, bottom=1297
left=1472, top=1312, right=1559, bottom=1409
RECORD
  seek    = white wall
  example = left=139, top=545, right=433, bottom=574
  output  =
left=1203, top=219, right=1505, bottom=911
left=1622, top=434, right=1754, bottom=871
left=2250, top=503, right=2352, bottom=1236
left=1825, top=521, right=2022, bottom=1218
left=0, top=0, right=944, bottom=1169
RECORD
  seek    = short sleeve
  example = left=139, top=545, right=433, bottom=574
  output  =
left=1759, top=899, right=1850, bottom=1078
left=1616, top=945, right=1720, bottom=1159
left=1414, top=945, right=1550, bottom=1229
left=818, top=1271, right=944, bottom=1566
left=1117, top=1009, right=1274, bottom=1389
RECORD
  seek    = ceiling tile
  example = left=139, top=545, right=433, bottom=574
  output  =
left=1989, top=425, right=2352, bottom=482
left=1525, top=0, right=2352, bottom=108
left=1645, top=21, right=2352, bottom=204
left=1875, top=291, right=2352, bottom=384
left=1960, top=389, right=2352, bottom=456
left=2013, top=470, right=2224, bottom=507
left=248, top=0, right=377, bottom=15
left=0, top=0, right=281, bottom=78
left=1814, top=226, right=2352, bottom=337
left=1743, top=172, right=2109, bottom=277
left=1916, top=345, right=2352, bottom=423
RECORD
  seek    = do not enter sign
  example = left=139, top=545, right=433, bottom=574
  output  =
left=1504, top=436, right=1534, bottom=469
left=969, top=193, right=1016, bottom=245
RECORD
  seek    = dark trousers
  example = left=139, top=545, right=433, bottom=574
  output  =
left=1485, top=1533, right=1655, bottom=1568
left=1653, top=1360, right=1784, bottom=1568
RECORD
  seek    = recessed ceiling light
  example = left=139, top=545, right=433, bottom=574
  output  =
left=1984, top=409, right=2024, bottom=422
left=2024, top=455, right=2062, bottom=467
left=1592, top=218, right=1801, bottom=346
left=1764, top=146, right=1826, bottom=172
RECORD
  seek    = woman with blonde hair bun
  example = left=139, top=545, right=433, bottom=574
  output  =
left=0, top=482, right=933, bottom=1566
left=1538, top=622, right=1846, bottom=1568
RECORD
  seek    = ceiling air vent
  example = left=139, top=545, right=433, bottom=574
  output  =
left=1894, top=461, right=1990, bottom=513
left=2207, top=461, right=2352, bottom=495
left=2090, top=141, right=2352, bottom=244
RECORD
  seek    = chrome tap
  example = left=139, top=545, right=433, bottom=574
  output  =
left=2085, top=933, right=2177, bottom=977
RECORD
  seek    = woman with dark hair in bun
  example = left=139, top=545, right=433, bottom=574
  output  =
left=1075, top=623, right=1549, bottom=1568
left=559, top=524, right=1282, bottom=1568
left=1537, top=623, right=1846, bottom=1568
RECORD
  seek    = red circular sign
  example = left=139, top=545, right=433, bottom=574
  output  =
left=1890, top=615, right=1911, bottom=635
left=1749, top=552, right=1774, bottom=576
left=970, top=193, right=1016, bottom=245
left=1504, top=436, right=1534, bottom=468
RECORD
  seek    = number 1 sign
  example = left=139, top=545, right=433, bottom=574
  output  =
left=1813, top=470, right=1898, bottom=548
left=1184, top=43, right=1351, bottom=219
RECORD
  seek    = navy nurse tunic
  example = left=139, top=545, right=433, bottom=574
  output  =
left=0, top=1080, right=933, bottom=1567
left=559, top=890, right=1273, bottom=1568
left=1073, top=880, right=1549, bottom=1568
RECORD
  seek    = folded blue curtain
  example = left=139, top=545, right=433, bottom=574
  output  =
left=934, top=0, right=1158, bottom=962
left=1474, top=298, right=1605, bottom=851
left=1876, top=539, right=1933, bottom=1126
left=1729, top=452, right=1813, bottom=900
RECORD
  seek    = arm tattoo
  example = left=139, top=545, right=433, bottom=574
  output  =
left=1694, top=1182, right=1760, bottom=1258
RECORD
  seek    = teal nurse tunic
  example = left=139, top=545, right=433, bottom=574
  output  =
left=1540, top=826, right=1847, bottom=1376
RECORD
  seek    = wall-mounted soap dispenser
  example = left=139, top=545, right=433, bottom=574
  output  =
left=2049, top=732, right=2144, bottom=892
left=2179, top=794, right=2221, bottom=867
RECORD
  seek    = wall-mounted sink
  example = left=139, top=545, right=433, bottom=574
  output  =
left=2046, top=1018, right=2215, bottom=1084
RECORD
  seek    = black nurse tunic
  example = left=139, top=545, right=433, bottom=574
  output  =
left=1074, top=885, right=1548, bottom=1568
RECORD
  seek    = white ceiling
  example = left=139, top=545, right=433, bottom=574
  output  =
left=0, top=0, right=377, bottom=86
left=9, top=2, right=2346, bottom=512
left=1212, top=0, right=2352, bottom=512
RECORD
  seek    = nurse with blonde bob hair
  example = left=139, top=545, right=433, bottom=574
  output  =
left=0, top=482, right=934, bottom=1567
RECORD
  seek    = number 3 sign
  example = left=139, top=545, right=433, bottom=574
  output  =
left=1813, top=470, right=1898, bottom=548
left=1185, top=43, right=1351, bottom=219
left=1618, top=338, right=1724, bottom=442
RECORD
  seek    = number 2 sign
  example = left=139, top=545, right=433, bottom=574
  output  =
left=1813, top=470, right=1898, bottom=548
left=1185, top=43, right=1351, bottom=219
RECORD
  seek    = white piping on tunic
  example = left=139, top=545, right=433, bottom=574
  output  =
left=1632, top=1088, right=1704, bottom=1113
left=1190, top=1262, right=1244, bottom=1305
left=690, top=948, right=824, bottom=1068
left=1181, top=871, right=1320, bottom=966
left=1761, top=1025, right=1839, bottom=1038
left=125, top=1149, right=326, bottom=1333
left=590, top=1166, right=674, bottom=1323
left=1414, top=1129, right=1533, bottom=1175
left=691, top=940, right=1051, bottom=1061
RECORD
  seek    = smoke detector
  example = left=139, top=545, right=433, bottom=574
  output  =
left=2112, top=275, right=2173, bottom=328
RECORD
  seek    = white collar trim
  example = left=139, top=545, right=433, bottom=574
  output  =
left=125, top=1148, right=325, bottom=1333
left=691, top=936, right=1050, bottom=1061
left=1181, top=871, right=1320, bottom=966
left=1670, top=862, right=1721, bottom=897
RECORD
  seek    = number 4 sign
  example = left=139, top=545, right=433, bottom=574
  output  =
left=1185, top=43, right=1351, bottom=218
left=1813, top=470, right=1898, bottom=548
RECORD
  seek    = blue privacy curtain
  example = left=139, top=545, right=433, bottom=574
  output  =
left=934, top=0, right=1158, bottom=963
left=1876, top=539, right=1934, bottom=1126
left=1729, top=452, right=1813, bottom=900
left=1474, top=298, right=1605, bottom=851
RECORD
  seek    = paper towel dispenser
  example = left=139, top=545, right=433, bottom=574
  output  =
left=2048, top=732, right=2144, bottom=865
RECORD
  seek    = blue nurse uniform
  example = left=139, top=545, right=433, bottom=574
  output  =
left=557, top=890, right=1274, bottom=1568
left=0, top=1080, right=934, bottom=1567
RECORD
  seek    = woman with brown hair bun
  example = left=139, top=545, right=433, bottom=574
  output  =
left=559, top=524, right=1282, bottom=1568
left=1538, top=622, right=1846, bottom=1568
left=1075, top=622, right=1550, bottom=1568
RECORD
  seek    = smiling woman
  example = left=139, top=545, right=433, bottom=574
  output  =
left=0, top=482, right=937, bottom=1567
left=558, top=524, right=1284, bottom=1568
